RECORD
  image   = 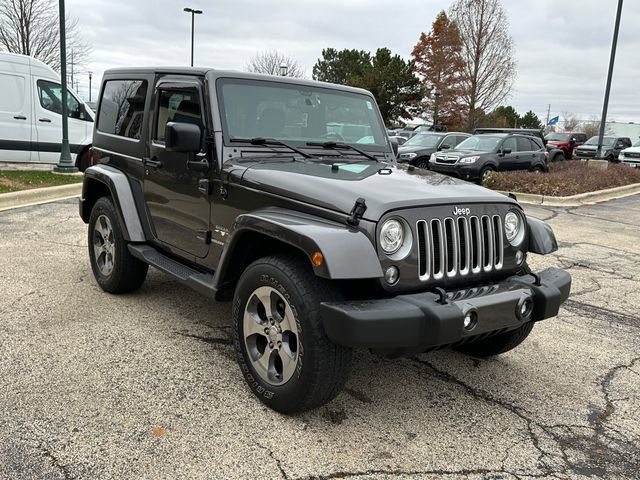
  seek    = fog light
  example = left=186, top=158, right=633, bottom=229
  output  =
left=515, top=250, right=524, bottom=265
left=463, top=311, right=478, bottom=331
left=384, top=266, right=399, bottom=285
left=517, top=297, right=533, bottom=320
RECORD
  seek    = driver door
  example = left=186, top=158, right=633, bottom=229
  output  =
left=144, top=81, right=211, bottom=259
left=499, top=136, right=519, bottom=171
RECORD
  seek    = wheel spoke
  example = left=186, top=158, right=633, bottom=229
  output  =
left=278, top=302, right=297, bottom=334
left=278, top=349, right=297, bottom=382
left=256, top=348, right=273, bottom=375
left=243, top=309, right=267, bottom=337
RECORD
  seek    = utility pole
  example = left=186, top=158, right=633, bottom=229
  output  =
left=53, top=0, right=77, bottom=173
left=597, top=0, right=624, bottom=158
left=70, top=48, right=74, bottom=86
left=546, top=104, right=551, bottom=126
left=183, top=7, right=203, bottom=66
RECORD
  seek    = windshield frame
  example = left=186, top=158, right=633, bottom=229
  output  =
left=214, top=76, right=390, bottom=157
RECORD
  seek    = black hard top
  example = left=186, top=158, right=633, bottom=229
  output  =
left=102, top=67, right=373, bottom=96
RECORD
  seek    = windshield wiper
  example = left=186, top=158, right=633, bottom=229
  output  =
left=306, top=141, right=379, bottom=162
left=230, top=137, right=312, bottom=158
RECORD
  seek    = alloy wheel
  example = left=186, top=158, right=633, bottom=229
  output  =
left=93, top=214, right=115, bottom=276
left=243, top=286, right=299, bottom=385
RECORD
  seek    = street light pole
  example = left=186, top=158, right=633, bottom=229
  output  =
left=88, top=71, right=92, bottom=102
left=183, top=7, right=203, bottom=67
left=433, top=90, right=441, bottom=128
left=597, top=0, right=624, bottom=158
left=53, top=0, right=77, bottom=173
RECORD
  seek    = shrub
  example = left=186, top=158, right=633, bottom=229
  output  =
left=485, top=161, right=640, bottom=196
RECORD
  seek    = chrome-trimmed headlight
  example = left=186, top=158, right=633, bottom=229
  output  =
left=505, top=210, right=525, bottom=246
left=379, top=218, right=404, bottom=254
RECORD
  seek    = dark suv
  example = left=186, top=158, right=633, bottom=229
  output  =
left=79, top=67, right=570, bottom=413
left=429, top=133, right=548, bottom=184
left=397, top=132, right=470, bottom=169
left=574, top=136, right=632, bottom=161
left=545, top=132, right=587, bottom=160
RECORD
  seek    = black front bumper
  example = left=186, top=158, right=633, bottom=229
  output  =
left=320, top=268, right=571, bottom=350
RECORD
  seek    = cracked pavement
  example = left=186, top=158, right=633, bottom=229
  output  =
left=0, top=196, right=639, bottom=479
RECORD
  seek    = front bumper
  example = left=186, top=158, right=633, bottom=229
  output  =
left=320, top=267, right=571, bottom=350
left=429, top=162, right=479, bottom=180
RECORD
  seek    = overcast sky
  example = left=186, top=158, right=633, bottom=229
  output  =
left=68, top=0, right=639, bottom=123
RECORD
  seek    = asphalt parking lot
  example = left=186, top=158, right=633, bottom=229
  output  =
left=1, top=196, right=639, bottom=480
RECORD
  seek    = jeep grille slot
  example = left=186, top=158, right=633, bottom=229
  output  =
left=416, top=214, right=503, bottom=282
left=417, top=220, right=429, bottom=280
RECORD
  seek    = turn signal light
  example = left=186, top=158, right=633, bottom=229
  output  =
left=311, top=252, right=324, bottom=267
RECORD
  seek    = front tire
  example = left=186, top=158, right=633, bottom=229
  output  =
left=479, top=166, right=495, bottom=185
left=88, top=196, right=148, bottom=293
left=415, top=158, right=430, bottom=170
left=456, top=322, right=535, bottom=357
left=233, top=255, right=352, bottom=413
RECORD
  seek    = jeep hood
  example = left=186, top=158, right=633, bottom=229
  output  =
left=234, top=160, right=516, bottom=221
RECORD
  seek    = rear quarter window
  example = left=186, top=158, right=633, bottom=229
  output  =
left=97, top=80, right=148, bottom=139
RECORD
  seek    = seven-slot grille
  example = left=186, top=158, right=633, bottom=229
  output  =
left=416, top=215, right=504, bottom=281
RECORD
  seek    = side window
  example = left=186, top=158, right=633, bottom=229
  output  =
left=155, top=89, right=203, bottom=142
left=441, top=135, right=457, bottom=149
left=502, top=137, right=517, bottom=152
left=37, top=80, right=82, bottom=119
left=97, top=80, right=147, bottom=139
left=517, top=137, right=533, bottom=152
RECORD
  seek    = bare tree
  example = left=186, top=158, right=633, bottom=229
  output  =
left=246, top=50, right=305, bottom=78
left=562, top=111, right=580, bottom=131
left=449, top=0, right=516, bottom=130
left=0, top=0, right=90, bottom=72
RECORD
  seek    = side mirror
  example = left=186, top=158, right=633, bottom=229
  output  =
left=500, top=148, right=512, bottom=156
left=440, top=144, right=452, bottom=150
left=390, top=137, right=399, bottom=156
left=165, top=122, right=202, bottom=153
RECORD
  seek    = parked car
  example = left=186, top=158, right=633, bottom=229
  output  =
left=618, top=139, right=640, bottom=167
left=397, top=132, right=470, bottom=169
left=544, top=132, right=587, bottom=160
left=430, top=133, right=549, bottom=184
left=574, top=136, right=632, bottom=161
left=395, top=124, right=448, bottom=140
left=0, top=52, right=95, bottom=170
left=80, top=67, right=571, bottom=413
left=475, top=127, right=565, bottom=162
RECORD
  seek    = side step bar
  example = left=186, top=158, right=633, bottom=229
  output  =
left=128, top=244, right=217, bottom=299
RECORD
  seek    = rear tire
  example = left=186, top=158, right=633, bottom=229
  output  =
left=232, top=254, right=352, bottom=413
left=76, top=147, right=91, bottom=172
left=532, top=165, right=544, bottom=173
left=88, top=196, right=148, bottom=293
left=456, top=322, right=535, bottom=357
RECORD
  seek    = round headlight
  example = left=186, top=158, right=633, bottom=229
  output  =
left=379, top=219, right=404, bottom=254
left=505, top=211, right=524, bottom=246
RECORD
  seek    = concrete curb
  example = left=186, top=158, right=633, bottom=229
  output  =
left=0, top=183, right=82, bottom=211
left=497, top=182, right=640, bottom=207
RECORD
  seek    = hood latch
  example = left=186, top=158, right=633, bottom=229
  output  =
left=347, top=197, right=367, bottom=226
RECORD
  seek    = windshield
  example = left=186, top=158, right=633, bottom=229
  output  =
left=216, top=78, right=387, bottom=150
left=633, top=140, right=640, bottom=147
left=456, top=135, right=502, bottom=152
left=403, top=134, right=441, bottom=147
left=546, top=133, right=570, bottom=141
left=585, top=136, right=615, bottom=146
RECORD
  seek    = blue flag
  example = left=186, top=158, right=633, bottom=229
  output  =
left=548, top=116, right=559, bottom=126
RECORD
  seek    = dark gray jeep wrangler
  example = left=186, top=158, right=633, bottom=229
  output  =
left=80, top=67, right=571, bottom=413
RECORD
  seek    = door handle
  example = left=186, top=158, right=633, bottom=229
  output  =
left=39, top=118, right=51, bottom=123
left=13, top=115, right=27, bottom=120
left=143, top=157, right=162, bottom=168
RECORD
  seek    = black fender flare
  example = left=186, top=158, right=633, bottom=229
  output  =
left=526, top=216, right=558, bottom=255
left=79, top=165, right=146, bottom=242
left=213, top=208, right=383, bottom=288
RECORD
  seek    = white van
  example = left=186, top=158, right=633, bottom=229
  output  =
left=0, top=52, right=94, bottom=169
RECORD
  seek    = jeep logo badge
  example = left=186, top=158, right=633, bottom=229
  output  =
left=453, top=206, right=470, bottom=216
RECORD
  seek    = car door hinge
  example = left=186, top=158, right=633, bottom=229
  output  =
left=347, top=197, right=367, bottom=226
left=197, top=229, right=212, bottom=244
left=198, top=179, right=211, bottom=195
